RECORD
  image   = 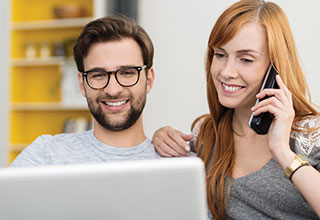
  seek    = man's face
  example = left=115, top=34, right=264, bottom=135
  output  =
left=78, top=39, right=154, bottom=131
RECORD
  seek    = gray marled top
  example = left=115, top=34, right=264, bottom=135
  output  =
left=222, top=158, right=318, bottom=219
left=193, top=116, right=320, bottom=219
left=10, top=130, right=161, bottom=167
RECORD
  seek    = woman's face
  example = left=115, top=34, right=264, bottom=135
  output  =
left=211, top=21, right=270, bottom=111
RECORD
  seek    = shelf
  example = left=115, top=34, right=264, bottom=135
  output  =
left=11, top=57, right=66, bottom=66
left=10, top=144, right=28, bottom=153
left=11, top=17, right=93, bottom=30
left=10, top=103, right=88, bottom=111
left=7, top=0, right=97, bottom=165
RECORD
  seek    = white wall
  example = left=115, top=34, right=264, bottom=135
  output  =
left=276, top=1, right=320, bottom=104
left=0, top=0, right=10, bottom=167
left=139, top=0, right=320, bottom=139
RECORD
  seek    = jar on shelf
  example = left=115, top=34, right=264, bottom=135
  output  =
left=25, top=41, right=36, bottom=58
left=40, top=41, right=51, bottom=58
left=54, top=41, right=65, bottom=57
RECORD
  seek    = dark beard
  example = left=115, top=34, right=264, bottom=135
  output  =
left=87, top=92, right=146, bottom=132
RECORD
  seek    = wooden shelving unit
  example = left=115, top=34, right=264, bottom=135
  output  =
left=6, top=0, right=103, bottom=164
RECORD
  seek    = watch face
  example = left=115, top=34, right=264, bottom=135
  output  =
left=297, top=154, right=310, bottom=164
left=285, top=154, right=310, bottom=179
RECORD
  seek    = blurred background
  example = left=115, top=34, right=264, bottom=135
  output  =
left=1, top=0, right=320, bottom=166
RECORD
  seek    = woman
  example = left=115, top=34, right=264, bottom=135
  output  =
left=153, top=0, right=320, bottom=219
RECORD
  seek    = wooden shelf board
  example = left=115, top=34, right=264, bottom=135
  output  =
left=11, top=57, right=67, bottom=66
left=10, top=102, right=88, bottom=111
left=11, top=17, right=93, bottom=30
left=10, top=143, right=28, bottom=153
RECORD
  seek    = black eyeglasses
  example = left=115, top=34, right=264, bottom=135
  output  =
left=82, top=65, right=147, bottom=90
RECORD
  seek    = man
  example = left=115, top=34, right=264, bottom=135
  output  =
left=10, top=15, right=159, bottom=167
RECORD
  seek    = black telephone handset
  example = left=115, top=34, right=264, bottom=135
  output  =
left=249, top=64, right=279, bottom=135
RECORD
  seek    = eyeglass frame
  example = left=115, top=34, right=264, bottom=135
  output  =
left=82, top=65, right=147, bottom=90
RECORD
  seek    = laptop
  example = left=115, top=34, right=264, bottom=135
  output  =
left=0, top=157, right=207, bottom=220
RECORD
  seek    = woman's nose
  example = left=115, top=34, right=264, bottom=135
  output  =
left=220, top=59, right=239, bottom=79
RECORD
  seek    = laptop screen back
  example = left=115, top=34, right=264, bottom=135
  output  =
left=0, top=157, right=207, bottom=220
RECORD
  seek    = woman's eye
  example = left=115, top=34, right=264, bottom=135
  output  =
left=241, top=58, right=253, bottom=63
left=214, top=53, right=225, bottom=58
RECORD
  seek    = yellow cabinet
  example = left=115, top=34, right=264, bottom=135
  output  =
left=8, top=0, right=104, bottom=164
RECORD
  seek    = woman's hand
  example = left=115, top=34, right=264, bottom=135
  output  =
left=251, top=75, right=295, bottom=167
left=251, top=75, right=320, bottom=216
left=152, top=126, right=193, bottom=157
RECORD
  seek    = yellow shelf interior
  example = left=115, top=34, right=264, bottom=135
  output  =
left=12, top=0, right=93, bottom=22
left=10, top=110, right=91, bottom=144
left=11, top=65, right=61, bottom=103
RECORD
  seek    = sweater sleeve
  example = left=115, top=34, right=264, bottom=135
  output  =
left=189, top=118, right=205, bottom=153
left=9, top=135, right=48, bottom=167
left=290, top=115, right=320, bottom=171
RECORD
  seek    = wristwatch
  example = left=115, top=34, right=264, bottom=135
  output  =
left=285, top=154, right=310, bottom=181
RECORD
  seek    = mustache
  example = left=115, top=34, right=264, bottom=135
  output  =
left=96, top=93, right=132, bottom=101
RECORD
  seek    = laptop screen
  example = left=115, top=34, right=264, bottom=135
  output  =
left=0, top=157, right=208, bottom=220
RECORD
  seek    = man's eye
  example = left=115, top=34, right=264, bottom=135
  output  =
left=90, top=72, right=107, bottom=79
left=119, top=69, right=137, bottom=76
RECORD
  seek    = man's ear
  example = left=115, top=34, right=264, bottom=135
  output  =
left=146, top=67, right=155, bottom=94
left=78, top=72, right=86, bottom=97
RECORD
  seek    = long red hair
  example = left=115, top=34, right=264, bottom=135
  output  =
left=193, top=0, right=319, bottom=219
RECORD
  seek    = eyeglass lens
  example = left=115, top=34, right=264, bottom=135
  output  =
left=86, top=67, right=140, bottom=89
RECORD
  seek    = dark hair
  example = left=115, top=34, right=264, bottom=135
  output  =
left=73, top=15, right=154, bottom=72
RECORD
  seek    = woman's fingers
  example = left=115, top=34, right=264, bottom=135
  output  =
left=152, top=126, right=192, bottom=157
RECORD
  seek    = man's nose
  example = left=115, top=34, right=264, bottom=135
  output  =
left=102, top=74, right=123, bottom=96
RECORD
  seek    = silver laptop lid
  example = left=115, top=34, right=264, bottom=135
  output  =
left=0, top=157, right=207, bottom=220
